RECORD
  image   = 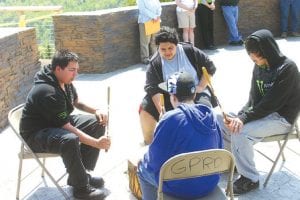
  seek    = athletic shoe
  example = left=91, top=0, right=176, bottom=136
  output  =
left=233, top=175, right=259, bottom=195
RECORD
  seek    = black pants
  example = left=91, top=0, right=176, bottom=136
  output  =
left=26, top=114, right=105, bottom=188
left=197, top=4, right=215, bottom=48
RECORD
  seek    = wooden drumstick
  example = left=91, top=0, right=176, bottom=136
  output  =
left=160, top=93, right=165, bottom=114
left=105, top=86, right=110, bottom=152
left=202, top=67, right=229, bottom=123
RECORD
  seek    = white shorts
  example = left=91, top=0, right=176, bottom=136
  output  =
left=176, top=11, right=196, bottom=28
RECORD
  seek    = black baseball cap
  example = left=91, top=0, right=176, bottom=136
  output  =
left=158, top=72, right=196, bottom=97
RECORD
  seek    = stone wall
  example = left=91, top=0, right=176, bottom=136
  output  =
left=0, top=28, right=40, bottom=132
left=53, top=0, right=280, bottom=73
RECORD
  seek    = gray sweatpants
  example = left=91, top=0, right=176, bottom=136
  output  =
left=217, top=112, right=292, bottom=182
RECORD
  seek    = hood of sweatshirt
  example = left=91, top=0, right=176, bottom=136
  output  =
left=34, top=64, right=59, bottom=87
left=178, top=103, right=219, bottom=134
left=247, top=29, right=286, bottom=69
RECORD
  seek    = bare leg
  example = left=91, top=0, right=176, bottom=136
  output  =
left=182, top=28, right=189, bottom=43
left=139, top=109, right=157, bottom=145
left=189, top=28, right=195, bottom=45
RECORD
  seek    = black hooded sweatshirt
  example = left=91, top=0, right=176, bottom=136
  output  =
left=20, top=65, right=77, bottom=141
left=238, top=29, right=300, bottom=124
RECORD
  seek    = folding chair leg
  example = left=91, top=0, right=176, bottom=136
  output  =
left=263, top=138, right=289, bottom=187
left=38, top=163, right=69, bottom=199
left=16, top=156, right=23, bottom=200
left=277, top=141, right=286, bottom=161
left=41, top=158, right=46, bottom=178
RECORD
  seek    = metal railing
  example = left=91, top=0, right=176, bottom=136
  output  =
left=0, top=6, right=63, bottom=59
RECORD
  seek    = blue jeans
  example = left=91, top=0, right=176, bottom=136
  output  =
left=137, top=162, right=158, bottom=200
left=217, top=112, right=292, bottom=182
left=280, top=0, right=300, bottom=32
left=221, top=6, right=242, bottom=42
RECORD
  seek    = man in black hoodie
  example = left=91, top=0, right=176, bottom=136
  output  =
left=220, top=29, right=300, bottom=195
left=20, top=49, right=111, bottom=199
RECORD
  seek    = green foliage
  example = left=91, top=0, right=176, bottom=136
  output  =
left=0, top=0, right=173, bottom=58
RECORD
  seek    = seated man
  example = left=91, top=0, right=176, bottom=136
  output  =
left=20, top=49, right=111, bottom=200
left=138, top=72, right=223, bottom=199
left=219, top=29, right=300, bottom=195
left=139, top=26, right=217, bottom=144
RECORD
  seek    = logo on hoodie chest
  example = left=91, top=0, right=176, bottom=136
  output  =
left=256, top=80, right=274, bottom=96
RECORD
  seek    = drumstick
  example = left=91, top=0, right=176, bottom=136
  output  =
left=105, top=86, right=110, bottom=152
left=160, top=93, right=166, bottom=114
left=158, top=93, right=166, bottom=120
left=202, top=67, right=229, bottom=123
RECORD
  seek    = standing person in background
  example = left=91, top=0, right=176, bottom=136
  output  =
left=196, top=0, right=216, bottom=50
left=220, top=0, right=244, bottom=46
left=279, top=0, right=300, bottom=38
left=175, top=0, right=198, bottom=45
left=137, top=0, right=162, bottom=65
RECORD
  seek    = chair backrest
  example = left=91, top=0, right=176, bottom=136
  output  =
left=8, top=104, right=24, bottom=139
left=157, top=149, right=235, bottom=199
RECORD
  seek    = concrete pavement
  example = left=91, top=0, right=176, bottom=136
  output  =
left=0, top=36, right=300, bottom=200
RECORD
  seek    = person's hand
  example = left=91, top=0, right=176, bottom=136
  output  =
left=95, top=136, right=111, bottom=150
left=209, top=3, right=215, bottom=10
left=153, top=17, right=160, bottom=22
left=224, top=116, right=243, bottom=134
left=95, top=110, right=108, bottom=126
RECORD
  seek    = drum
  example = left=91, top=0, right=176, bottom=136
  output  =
left=128, top=159, right=142, bottom=200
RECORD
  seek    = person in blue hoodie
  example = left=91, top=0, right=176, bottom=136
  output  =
left=137, top=71, right=223, bottom=200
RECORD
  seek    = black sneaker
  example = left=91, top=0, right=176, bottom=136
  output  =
left=87, top=174, right=105, bottom=188
left=233, top=175, right=259, bottom=195
left=229, top=40, right=244, bottom=46
left=73, top=184, right=106, bottom=200
left=206, top=45, right=217, bottom=50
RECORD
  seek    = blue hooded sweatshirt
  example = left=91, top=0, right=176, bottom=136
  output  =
left=139, top=104, right=223, bottom=199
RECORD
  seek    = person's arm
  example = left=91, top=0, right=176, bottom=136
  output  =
left=239, top=64, right=299, bottom=124
left=137, top=0, right=161, bottom=20
left=192, top=46, right=216, bottom=92
left=73, top=98, right=107, bottom=126
left=62, top=122, right=111, bottom=150
left=152, top=93, right=164, bottom=115
left=176, top=0, right=194, bottom=11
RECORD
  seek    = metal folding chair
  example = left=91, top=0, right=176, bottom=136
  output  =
left=256, top=115, right=300, bottom=187
left=8, top=104, right=69, bottom=200
left=157, top=149, right=235, bottom=200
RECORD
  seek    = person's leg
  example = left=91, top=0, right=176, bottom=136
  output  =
left=138, top=164, right=158, bottom=200
left=139, top=95, right=160, bottom=145
left=70, top=114, right=105, bottom=171
left=182, top=28, right=189, bottom=43
left=197, top=5, right=210, bottom=48
left=139, top=109, right=157, bottom=145
left=189, top=12, right=196, bottom=45
left=139, top=23, right=151, bottom=63
left=149, top=34, right=157, bottom=58
left=222, top=6, right=241, bottom=42
left=290, top=0, right=300, bottom=33
left=189, top=28, right=195, bottom=45
left=232, top=112, right=292, bottom=182
left=280, top=0, right=290, bottom=34
left=216, top=113, right=232, bottom=152
left=30, top=128, right=88, bottom=188
left=207, top=8, right=215, bottom=47
left=177, top=11, right=189, bottom=43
